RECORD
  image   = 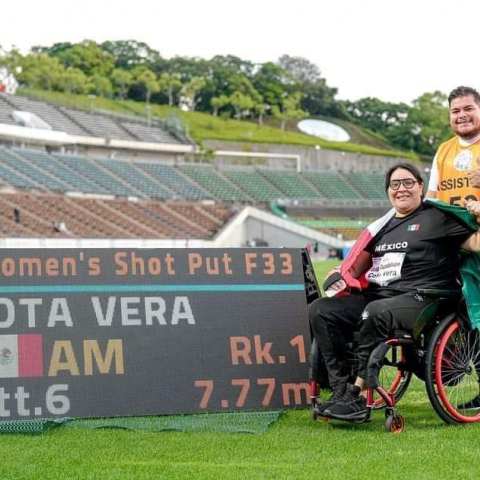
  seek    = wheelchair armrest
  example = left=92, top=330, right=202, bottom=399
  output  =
left=416, top=288, right=461, bottom=299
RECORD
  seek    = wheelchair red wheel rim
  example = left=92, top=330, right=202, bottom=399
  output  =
left=435, top=321, right=480, bottom=423
left=373, top=371, right=403, bottom=407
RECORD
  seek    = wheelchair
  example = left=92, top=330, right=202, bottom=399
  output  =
left=302, top=250, right=480, bottom=433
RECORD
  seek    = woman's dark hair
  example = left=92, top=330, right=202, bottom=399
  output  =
left=385, top=163, right=424, bottom=192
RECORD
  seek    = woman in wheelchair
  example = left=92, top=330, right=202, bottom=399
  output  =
left=309, top=163, right=480, bottom=424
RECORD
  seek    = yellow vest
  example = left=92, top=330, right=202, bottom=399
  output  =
left=435, top=136, right=480, bottom=204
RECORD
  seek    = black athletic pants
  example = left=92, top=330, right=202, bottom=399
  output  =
left=308, top=290, right=434, bottom=390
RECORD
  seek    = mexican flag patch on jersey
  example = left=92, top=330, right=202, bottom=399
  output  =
left=407, top=224, right=420, bottom=231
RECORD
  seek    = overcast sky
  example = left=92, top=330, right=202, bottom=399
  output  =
left=2, top=0, right=478, bottom=104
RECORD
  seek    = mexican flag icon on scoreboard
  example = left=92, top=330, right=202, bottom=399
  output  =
left=0, top=334, right=43, bottom=378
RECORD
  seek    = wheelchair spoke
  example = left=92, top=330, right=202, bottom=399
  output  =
left=429, top=320, right=480, bottom=423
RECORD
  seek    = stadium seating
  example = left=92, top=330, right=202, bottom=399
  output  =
left=1, top=94, right=86, bottom=136
left=0, top=145, right=388, bottom=207
left=223, top=170, right=283, bottom=202
left=344, top=172, right=385, bottom=200
left=180, top=165, right=250, bottom=202
left=0, top=147, right=40, bottom=189
left=303, top=172, right=361, bottom=200
left=0, top=147, right=70, bottom=192
left=259, top=170, right=320, bottom=199
left=136, top=162, right=210, bottom=200
left=59, top=108, right=134, bottom=140
left=13, top=148, right=102, bottom=194
left=0, top=139, right=391, bottom=243
left=95, top=158, right=173, bottom=200
left=121, top=122, right=183, bottom=144
left=53, top=153, right=143, bottom=197
left=0, top=192, right=234, bottom=239
left=0, top=96, right=17, bottom=126
left=0, top=93, right=186, bottom=145
left=168, top=204, right=225, bottom=236
left=0, top=92, right=400, bottom=246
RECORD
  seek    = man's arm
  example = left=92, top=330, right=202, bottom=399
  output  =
left=426, top=155, right=439, bottom=199
left=461, top=231, right=480, bottom=252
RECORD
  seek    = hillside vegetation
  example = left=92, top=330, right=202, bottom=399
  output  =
left=1, top=41, right=451, bottom=157
left=19, top=88, right=416, bottom=160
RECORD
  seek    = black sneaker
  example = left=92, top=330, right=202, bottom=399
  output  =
left=315, top=385, right=347, bottom=416
left=324, top=385, right=367, bottom=421
left=457, top=395, right=480, bottom=411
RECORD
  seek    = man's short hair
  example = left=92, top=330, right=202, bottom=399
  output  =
left=448, top=86, right=480, bottom=106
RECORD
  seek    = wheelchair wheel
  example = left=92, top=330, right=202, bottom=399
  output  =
left=373, top=344, right=412, bottom=409
left=385, top=414, right=405, bottom=433
left=425, top=316, right=480, bottom=425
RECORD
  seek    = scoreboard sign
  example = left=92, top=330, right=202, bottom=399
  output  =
left=0, top=249, right=310, bottom=420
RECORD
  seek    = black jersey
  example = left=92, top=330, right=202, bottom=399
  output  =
left=364, top=203, right=474, bottom=292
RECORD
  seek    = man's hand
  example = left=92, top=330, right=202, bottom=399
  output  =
left=467, top=156, right=480, bottom=188
left=466, top=201, right=480, bottom=225
left=461, top=198, right=480, bottom=225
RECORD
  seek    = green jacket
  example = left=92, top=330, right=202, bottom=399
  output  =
left=425, top=199, right=480, bottom=329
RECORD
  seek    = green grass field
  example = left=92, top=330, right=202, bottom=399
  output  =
left=1, top=260, right=479, bottom=480
left=2, top=383, right=479, bottom=479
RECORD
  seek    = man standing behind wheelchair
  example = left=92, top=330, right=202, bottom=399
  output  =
left=309, top=163, right=480, bottom=422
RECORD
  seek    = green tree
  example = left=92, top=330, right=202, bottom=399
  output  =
left=88, top=74, right=113, bottom=97
left=210, top=55, right=255, bottom=77
left=0, top=46, right=23, bottom=75
left=210, top=95, right=230, bottom=116
left=100, top=40, right=160, bottom=69
left=17, top=53, right=65, bottom=90
left=272, top=92, right=308, bottom=130
left=228, top=91, right=255, bottom=119
left=32, top=42, right=74, bottom=57
left=345, top=97, right=410, bottom=134
left=303, top=80, right=349, bottom=118
left=180, top=76, right=206, bottom=111
left=254, top=102, right=270, bottom=125
left=55, top=40, right=115, bottom=77
left=158, top=72, right=182, bottom=106
left=133, top=67, right=160, bottom=104
left=278, top=54, right=346, bottom=119
left=199, top=56, right=255, bottom=114
left=58, top=67, right=88, bottom=94
left=407, top=91, right=450, bottom=156
left=278, top=54, right=321, bottom=86
left=252, top=62, right=291, bottom=108
left=111, top=68, right=134, bottom=100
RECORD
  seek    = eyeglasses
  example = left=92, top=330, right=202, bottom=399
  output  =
left=389, top=178, right=418, bottom=190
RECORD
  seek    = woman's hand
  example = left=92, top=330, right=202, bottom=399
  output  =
left=323, top=267, right=346, bottom=296
left=327, top=278, right=347, bottom=293
left=325, top=266, right=341, bottom=280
